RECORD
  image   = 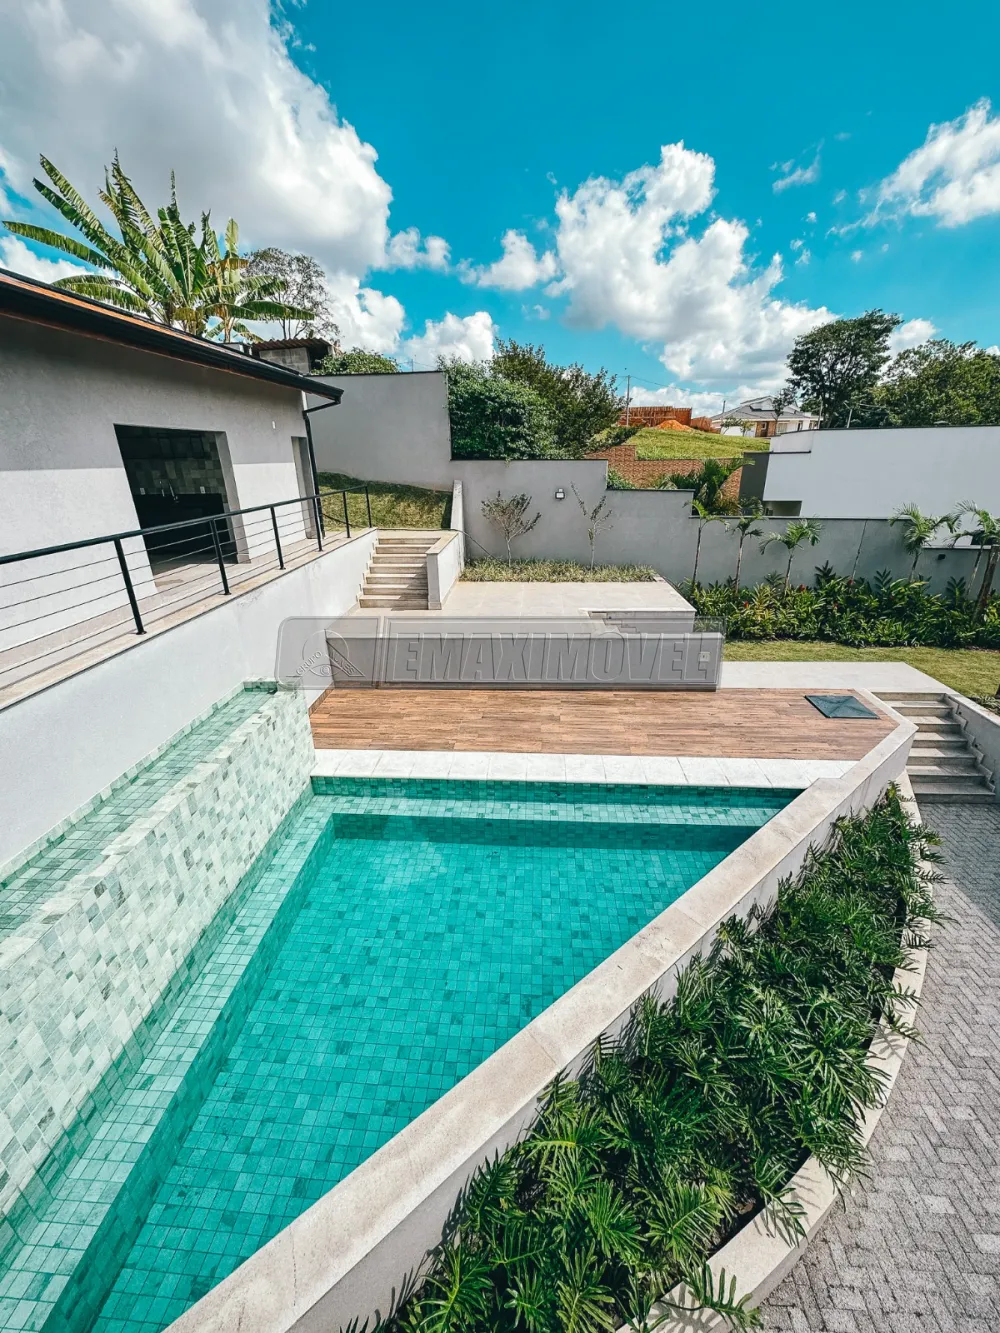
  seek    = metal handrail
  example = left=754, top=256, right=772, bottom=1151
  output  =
left=0, top=485, right=372, bottom=642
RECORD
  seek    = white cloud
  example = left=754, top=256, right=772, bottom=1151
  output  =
left=401, top=311, right=496, bottom=367
left=832, top=189, right=847, bottom=204
left=384, top=227, right=450, bottom=271
left=806, top=211, right=817, bottom=223
left=462, top=229, right=558, bottom=290
left=0, top=0, right=395, bottom=276
left=795, top=247, right=811, bottom=266
left=773, top=150, right=821, bottom=192
left=870, top=98, right=1000, bottom=227
left=789, top=237, right=804, bottom=251
left=889, top=317, right=938, bottom=354
left=850, top=249, right=863, bottom=262
left=0, top=235, right=86, bottom=282
left=548, top=142, right=832, bottom=388
left=323, top=272, right=405, bottom=353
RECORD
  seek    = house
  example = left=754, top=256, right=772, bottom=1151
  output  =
left=0, top=266, right=341, bottom=647
left=711, top=395, right=820, bottom=438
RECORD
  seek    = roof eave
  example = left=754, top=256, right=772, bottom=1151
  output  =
left=0, top=268, right=342, bottom=402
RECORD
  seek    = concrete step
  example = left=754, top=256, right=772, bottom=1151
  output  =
left=910, top=718, right=964, bottom=733
left=377, top=539, right=438, bottom=549
left=364, top=584, right=428, bottom=596
left=911, top=738, right=968, bottom=753
left=909, top=765, right=986, bottom=783
left=359, top=596, right=429, bottom=608
left=370, top=562, right=427, bottom=572
left=909, top=784, right=996, bottom=804
left=890, top=701, right=954, bottom=718
left=880, top=698, right=949, bottom=709
left=908, top=756, right=981, bottom=774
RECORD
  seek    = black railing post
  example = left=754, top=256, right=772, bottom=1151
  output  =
left=342, top=490, right=351, bottom=539
left=313, top=496, right=324, bottom=551
left=211, top=519, right=231, bottom=594
left=365, top=486, right=373, bottom=529
left=114, top=538, right=145, bottom=635
left=270, top=505, right=285, bottom=569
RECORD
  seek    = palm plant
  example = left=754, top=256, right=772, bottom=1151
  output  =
left=954, top=503, right=1000, bottom=611
left=690, top=500, right=729, bottom=587
left=3, top=155, right=310, bottom=338
left=760, top=518, right=823, bottom=591
left=888, top=504, right=957, bottom=581
left=732, top=503, right=764, bottom=591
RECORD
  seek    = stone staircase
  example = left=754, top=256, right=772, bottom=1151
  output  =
left=878, top=693, right=996, bottom=804
left=358, top=533, right=438, bottom=609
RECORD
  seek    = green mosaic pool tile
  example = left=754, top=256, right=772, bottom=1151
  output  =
left=309, top=777, right=795, bottom=829
left=89, top=783, right=789, bottom=1333
left=0, top=798, right=329, bottom=1333
left=0, top=690, right=270, bottom=940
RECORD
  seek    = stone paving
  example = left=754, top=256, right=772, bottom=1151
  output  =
left=763, top=803, right=1000, bottom=1332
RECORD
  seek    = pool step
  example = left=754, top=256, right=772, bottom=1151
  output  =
left=878, top=693, right=996, bottom=804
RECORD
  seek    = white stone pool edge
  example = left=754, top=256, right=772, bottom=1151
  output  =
left=165, top=705, right=916, bottom=1333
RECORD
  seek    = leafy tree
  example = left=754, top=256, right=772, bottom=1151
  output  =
left=445, top=362, right=556, bottom=460
left=761, top=518, right=823, bottom=590
left=492, top=340, right=622, bottom=458
left=871, top=340, right=1000, bottom=427
left=317, top=348, right=400, bottom=374
left=786, top=310, right=902, bottom=428
left=245, top=247, right=340, bottom=342
left=767, top=386, right=798, bottom=436
left=480, top=492, right=541, bottom=564
left=571, top=486, right=615, bottom=568
left=889, top=504, right=957, bottom=579
left=3, top=155, right=310, bottom=338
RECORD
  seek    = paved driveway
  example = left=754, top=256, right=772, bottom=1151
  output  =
left=763, top=804, right=1000, bottom=1332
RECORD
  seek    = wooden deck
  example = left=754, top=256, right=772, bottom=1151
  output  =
left=309, top=688, right=894, bottom=759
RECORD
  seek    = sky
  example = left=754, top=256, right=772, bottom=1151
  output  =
left=2, top=0, right=1000, bottom=412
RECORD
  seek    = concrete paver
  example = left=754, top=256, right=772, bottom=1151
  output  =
left=763, top=805, right=1000, bottom=1331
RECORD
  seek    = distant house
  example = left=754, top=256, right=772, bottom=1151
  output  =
left=711, top=396, right=820, bottom=438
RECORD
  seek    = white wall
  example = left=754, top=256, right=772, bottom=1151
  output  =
left=307, top=372, right=455, bottom=488
left=0, top=316, right=314, bottom=645
left=764, top=425, right=1000, bottom=519
left=455, top=460, right=980, bottom=592
left=0, top=530, right=376, bottom=867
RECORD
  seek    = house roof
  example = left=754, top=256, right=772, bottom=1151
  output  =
left=712, top=395, right=817, bottom=421
left=0, top=267, right=342, bottom=401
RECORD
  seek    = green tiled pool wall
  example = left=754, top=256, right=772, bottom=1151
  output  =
left=0, top=685, right=314, bottom=1258
left=0, top=799, right=330, bottom=1333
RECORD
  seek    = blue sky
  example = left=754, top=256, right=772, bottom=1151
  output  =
left=2, top=0, right=1000, bottom=408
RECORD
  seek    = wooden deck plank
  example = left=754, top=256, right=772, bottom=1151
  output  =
left=309, top=688, right=893, bottom=759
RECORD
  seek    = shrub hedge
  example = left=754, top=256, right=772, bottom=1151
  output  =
left=354, top=790, right=939, bottom=1333
left=688, top=566, right=1000, bottom=650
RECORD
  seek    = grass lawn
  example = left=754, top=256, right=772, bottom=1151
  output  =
left=632, top=427, right=767, bottom=461
left=463, top=557, right=658, bottom=582
left=318, top=472, right=449, bottom=530
left=723, top=639, right=1000, bottom=698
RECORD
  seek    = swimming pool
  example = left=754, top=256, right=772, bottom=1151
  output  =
left=2, top=778, right=794, bottom=1333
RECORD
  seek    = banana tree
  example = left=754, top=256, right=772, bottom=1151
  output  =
left=4, top=155, right=310, bottom=337
left=760, top=518, right=822, bottom=591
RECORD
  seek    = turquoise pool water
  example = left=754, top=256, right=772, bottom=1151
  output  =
left=2, top=779, right=793, bottom=1333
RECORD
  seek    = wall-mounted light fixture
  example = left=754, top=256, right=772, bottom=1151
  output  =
left=554, top=487, right=565, bottom=500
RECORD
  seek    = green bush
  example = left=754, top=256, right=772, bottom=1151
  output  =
left=349, top=790, right=939, bottom=1333
left=688, top=566, right=1000, bottom=650
left=462, top=557, right=657, bottom=582
left=446, top=363, right=556, bottom=460
left=315, top=348, right=400, bottom=374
